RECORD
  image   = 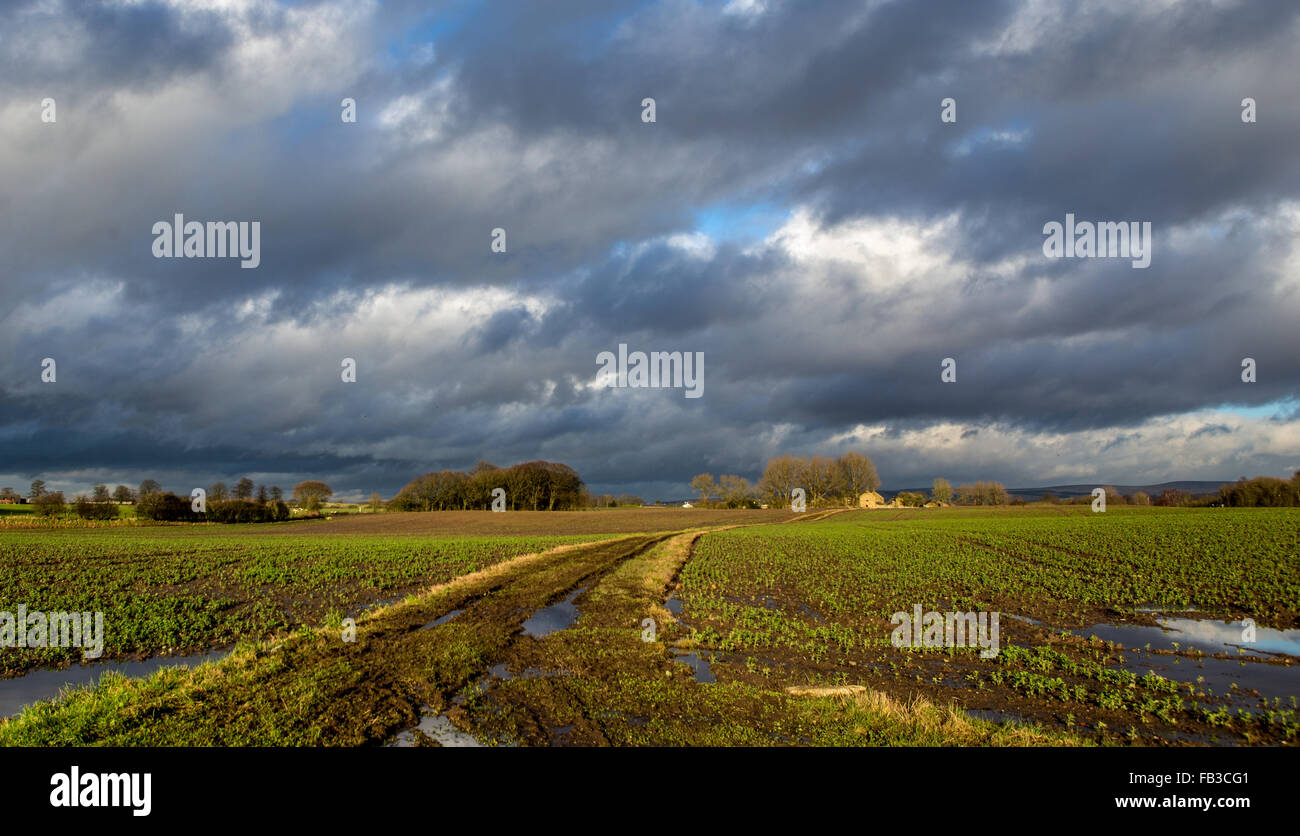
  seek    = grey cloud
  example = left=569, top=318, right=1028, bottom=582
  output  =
left=2, top=0, right=1298, bottom=500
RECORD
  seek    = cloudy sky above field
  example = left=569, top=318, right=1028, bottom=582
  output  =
left=2, top=0, right=1299, bottom=501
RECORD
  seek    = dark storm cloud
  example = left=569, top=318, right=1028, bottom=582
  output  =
left=0, top=0, right=234, bottom=91
left=1, top=0, right=1298, bottom=500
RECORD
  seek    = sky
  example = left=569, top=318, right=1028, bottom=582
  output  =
left=1, top=0, right=1298, bottom=502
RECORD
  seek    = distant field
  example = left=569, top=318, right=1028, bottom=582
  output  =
left=256, top=508, right=798, bottom=537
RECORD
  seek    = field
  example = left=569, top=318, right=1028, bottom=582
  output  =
left=0, top=506, right=1296, bottom=746
left=0, top=509, right=790, bottom=676
left=678, top=507, right=1299, bottom=745
left=0, top=526, right=617, bottom=676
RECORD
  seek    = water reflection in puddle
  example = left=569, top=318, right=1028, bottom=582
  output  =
left=389, top=710, right=485, bottom=748
left=522, top=586, right=586, bottom=638
left=1077, top=617, right=1300, bottom=702
left=488, top=662, right=554, bottom=681
left=348, top=593, right=406, bottom=621
left=0, top=649, right=230, bottom=718
left=419, top=609, right=464, bottom=631
left=671, top=649, right=716, bottom=683
left=1082, top=617, right=1300, bottom=657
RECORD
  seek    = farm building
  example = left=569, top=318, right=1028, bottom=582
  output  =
left=858, top=491, right=885, bottom=508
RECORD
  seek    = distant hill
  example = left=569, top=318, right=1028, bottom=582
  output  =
left=882, top=481, right=1229, bottom=501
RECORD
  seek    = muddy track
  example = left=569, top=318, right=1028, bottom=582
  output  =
left=371, top=533, right=678, bottom=743
left=384, top=515, right=846, bottom=745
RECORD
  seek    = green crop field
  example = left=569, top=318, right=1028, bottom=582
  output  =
left=684, top=507, right=1299, bottom=634
left=675, top=507, right=1300, bottom=745
left=1, top=506, right=1296, bottom=746
left=0, top=524, right=618, bottom=676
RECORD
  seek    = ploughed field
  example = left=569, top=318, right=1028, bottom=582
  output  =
left=0, top=506, right=1295, bottom=746
left=255, top=508, right=797, bottom=537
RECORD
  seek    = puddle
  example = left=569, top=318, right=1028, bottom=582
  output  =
left=664, top=594, right=683, bottom=615
left=1080, top=617, right=1300, bottom=658
left=522, top=586, right=586, bottom=638
left=488, top=662, right=554, bottom=681
left=1004, top=614, right=1044, bottom=627
left=1076, top=618, right=1300, bottom=702
left=389, top=710, right=485, bottom=747
left=419, top=609, right=464, bottom=631
left=1116, top=651, right=1298, bottom=703
left=0, top=649, right=230, bottom=718
left=671, top=649, right=716, bottom=683
left=348, top=593, right=406, bottom=620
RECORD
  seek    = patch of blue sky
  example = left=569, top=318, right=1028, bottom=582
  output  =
left=602, top=202, right=788, bottom=262
left=948, top=119, right=1034, bottom=158
left=382, top=1, right=485, bottom=67
left=1211, top=397, right=1300, bottom=421
left=692, top=202, right=789, bottom=242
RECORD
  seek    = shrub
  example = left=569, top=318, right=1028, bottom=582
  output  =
left=1219, top=475, right=1300, bottom=507
left=73, top=497, right=119, bottom=520
left=31, top=491, right=65, bottom=517
left=136, top=491, right=204, bottom=522
left=206, top=499, right=290, bottom=523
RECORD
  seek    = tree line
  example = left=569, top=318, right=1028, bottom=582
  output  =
left=689, top=452, right=882, bottom=508
left=390, top=460, right=585, bottom=511
left=18, top=478, right=334, bottom=521
left=1218, top=473, right=1300, bottom=507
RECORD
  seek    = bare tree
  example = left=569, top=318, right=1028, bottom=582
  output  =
left=718, top=474, right=752, bottom=507
left=690, top=473, right=715, bottom=505
left=837, top=452, right=880, bottom=504
left=758, top=455, right=798, bottom=507
left=292, top=480, right=333, bottom=511
left=804, top=455, right=839, bottom=505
